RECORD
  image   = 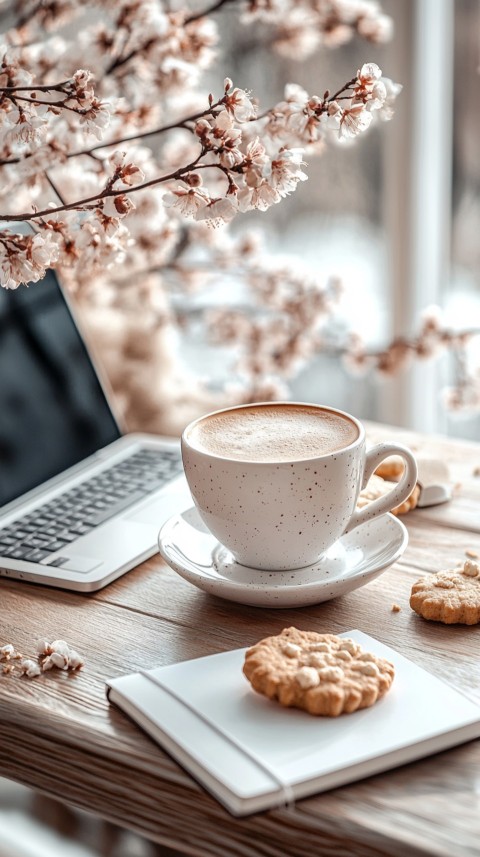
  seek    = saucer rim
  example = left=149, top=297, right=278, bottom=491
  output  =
left=158, top=506, right=408, bottom=594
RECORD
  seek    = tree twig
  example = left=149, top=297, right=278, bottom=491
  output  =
left=0, top=153, right=212, bottom=222
left=44, top=172, right=67, bottom=206
left=4, top=92, right=90, bottom=114
left=0, top=80, right=72, bottom=93
left=185, top=0, right=238, bottom=25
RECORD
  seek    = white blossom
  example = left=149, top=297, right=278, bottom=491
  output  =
left=223, top=86, right=257, bottom=122
left=339, top=104, right=373, bottom=139
left=266, top=148, right=308, bottom=197
left=237, top=182, right=280, bottom=212
left=163, top=186, right=211, bottom=217
left=358, top=62, right=383, bottom=84
left=377, top=77, right=403, bottom=121
left=77, top=101, right=111, bottom=140
left=195, top=197, right=237, bottom=226
left=4, top=106, right=48, bottom=146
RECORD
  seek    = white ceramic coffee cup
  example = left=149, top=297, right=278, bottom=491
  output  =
left=181, top=402, right=417, bottom=571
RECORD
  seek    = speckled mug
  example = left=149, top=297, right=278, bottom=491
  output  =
left=181, top=403, right=417, bottom=571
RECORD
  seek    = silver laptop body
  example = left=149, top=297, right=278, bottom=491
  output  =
left=0, top=273, right=191, bottom=592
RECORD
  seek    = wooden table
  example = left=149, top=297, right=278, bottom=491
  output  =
left=1, top=423, right=480, bottom=857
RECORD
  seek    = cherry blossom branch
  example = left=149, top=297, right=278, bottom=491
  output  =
left=0, top=80, right=72, bottom=92
left=105, top=38, right=157, bottom=75
left=328, top=78, right=357, bottom=101
left=339, top=322, right=480, bottom=376
left=366, top=329, right=480, bottom=362
left=65, top=101, right=224, bottom=157
left=4, top=92, right=91, bottom=114
left=0, top=69, right=369, bottom=171
left=0, top=155, right=212, bottom=222
left=0, top=100, right=225, bottom=166
left=186, top=0, right=238, bottom=25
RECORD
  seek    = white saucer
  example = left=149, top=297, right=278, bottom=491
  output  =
left=158, top=507, right=408, bottom=609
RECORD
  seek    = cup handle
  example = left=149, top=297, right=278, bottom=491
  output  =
left=344, top=443, right=418, bottom=534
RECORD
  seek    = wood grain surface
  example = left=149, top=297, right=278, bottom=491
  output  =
left=1, top=423, right=480, bottom=857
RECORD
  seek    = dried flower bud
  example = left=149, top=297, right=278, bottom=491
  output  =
left=19, top=659, right=41, bottom=678
left=120, top=163, right=145, bottom=187
left=0, top=644, right=15, bottom=660
left=50, top=651, right=68, bottom=669
left=35, top=639, right=52, bottom=655
left=184, top=172, right=203, bottom=187
left=110, top=150, right=127, bottom=168
left=72, top=69, right=94, bottom=89
left=358, top=62, right=382, bottom=84
left=110, top=195, right=135, bottom=216
left=68, top=650, right=85, bottom=670
left=49, top=640, right=70, bottom=658
left=195, top=118, right=211, bottom=136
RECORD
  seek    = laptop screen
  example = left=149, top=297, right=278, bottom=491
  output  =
left=0, top=271, right=121, bottom=508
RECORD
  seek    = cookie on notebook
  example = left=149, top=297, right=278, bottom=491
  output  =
left=243, top=628, right=395, bottom=717
left=410, top=560, right=480, bottom=625
left=357, top=475, right=420, bottom=516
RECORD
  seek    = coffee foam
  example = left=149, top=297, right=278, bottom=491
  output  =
left=186, top=405, right=359, bottom=462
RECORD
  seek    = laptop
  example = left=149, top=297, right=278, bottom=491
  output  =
left=0, top=270, right=192, bottom=592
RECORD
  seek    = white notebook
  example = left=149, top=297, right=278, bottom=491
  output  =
left=106, top=630, right=480, bottom=816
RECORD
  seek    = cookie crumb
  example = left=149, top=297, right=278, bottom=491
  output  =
left=463, top=560, right=479, bottom=577
left=391, top=603, right=401, bottom=613
left=473, top=467, right=480, bottom=477
left=465, top=550, right=479, bottom=559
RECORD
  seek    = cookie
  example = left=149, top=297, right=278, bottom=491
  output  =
left=374, top=455, right=405, bottom=480
left=357, top=475, right=420, bottom=516
left=243, top=627, right=395, bottom=717
left=410, top=560, right=480, bottom=624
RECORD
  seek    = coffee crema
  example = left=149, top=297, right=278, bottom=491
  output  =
left=185, top=404, right=359, bottom=462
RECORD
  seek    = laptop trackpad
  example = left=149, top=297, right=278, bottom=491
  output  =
left=127, top=487, right=191, bottom=527
left=51, top=556, right=103, bottom=573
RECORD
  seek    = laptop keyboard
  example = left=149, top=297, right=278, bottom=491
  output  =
left=0, top=448, right=183, bottom=564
